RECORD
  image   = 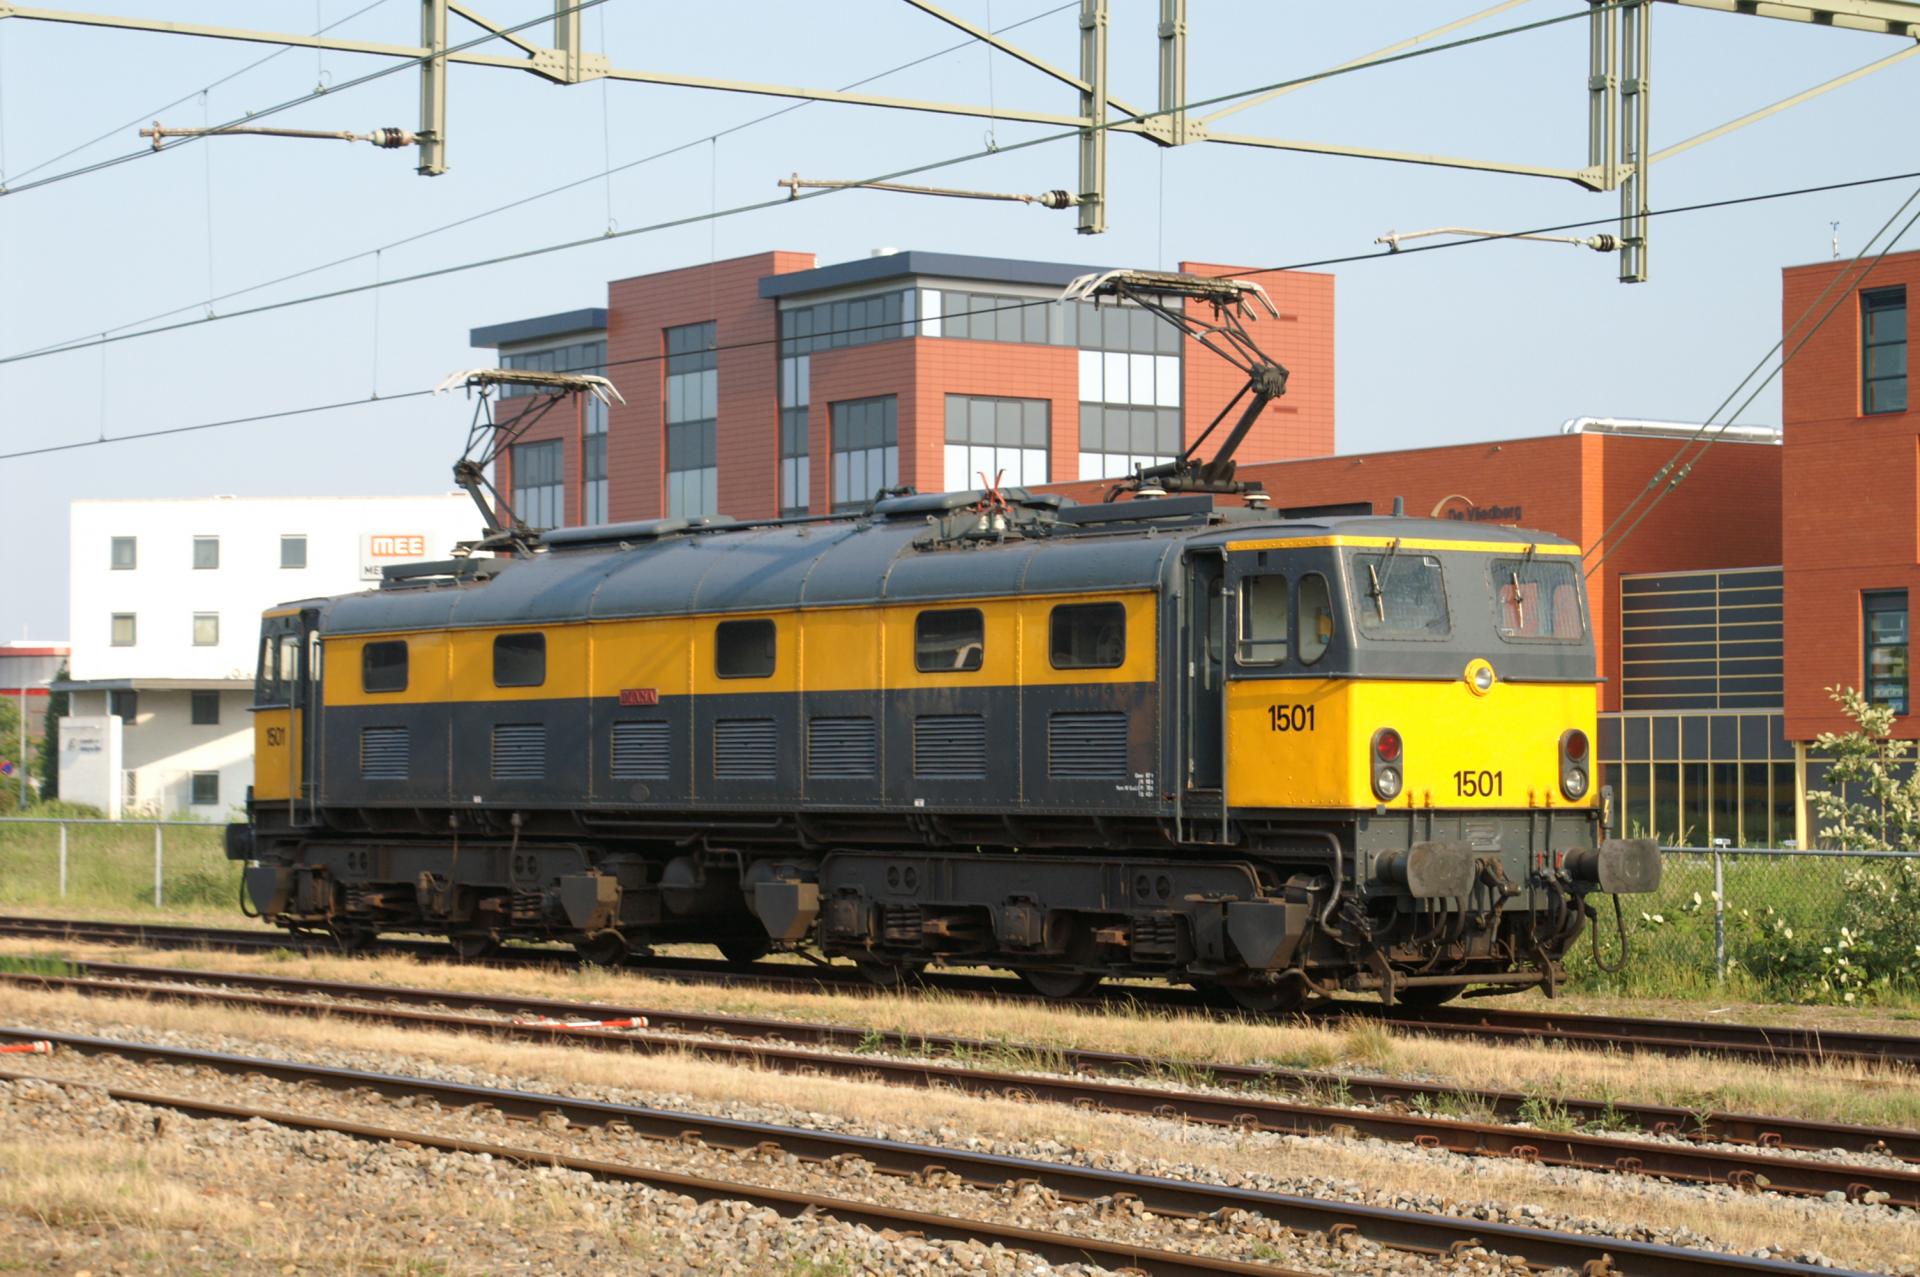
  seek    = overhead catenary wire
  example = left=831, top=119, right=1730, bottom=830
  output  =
left=2, top=0, right=1080, bottom=364
left=12, top=164, right=1920, bottom=467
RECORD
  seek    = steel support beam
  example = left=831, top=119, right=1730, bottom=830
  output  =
left=1077, top=0, right=1107, bottom=234
left=1619, top=0, right=1651, bottom=282
left=1649, top=40, right=1920, bottom=164
left=1588, top=0, right=1618, bottom=188
left=1158, top=0, right=1188, bottom=146
left=1658, top=0, right=1920, bottom=36
left=418, top=0, right=447, bottom=174
left=553, top=0, right=581, bottom=81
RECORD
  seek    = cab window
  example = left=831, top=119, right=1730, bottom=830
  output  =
left=1355, top=551, right=1450, bottom=639
left=1237, top=576, right=1289, bottom=665
left=916, top=608, right=984, bottom=672
left=255, top=633, right=286, bottom=706
left=1493, top=557, right=1585, bottom=641
left=362, top=640, right=408, bottom=693
left=493, top=632, right=546, bottom=687
left=715, top=619, right=776, bottom=679
left=1050, top=602, right=1126, bottom=669
left=1298, top=573, right=1334, bottom=665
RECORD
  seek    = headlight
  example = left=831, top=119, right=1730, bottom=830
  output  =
left=1563, top=767, right=1589, bottom=799
left=1375, top=767, right=1402, bottom=800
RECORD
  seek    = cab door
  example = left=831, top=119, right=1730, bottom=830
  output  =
left=251, top=609, right=319, bottom=819
left=1184, top=551, right=1226, bottom=794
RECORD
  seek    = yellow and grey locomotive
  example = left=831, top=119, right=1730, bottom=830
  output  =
left=229, top=270, right=1658, bottom=1009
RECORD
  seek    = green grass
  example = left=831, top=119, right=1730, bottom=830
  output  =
left=0, top=819, right=237, bottom=912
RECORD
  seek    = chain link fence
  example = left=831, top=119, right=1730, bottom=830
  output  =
left=1569, top=846, right=1920, bottom=999
left=0, top=817, right=234, bottom=911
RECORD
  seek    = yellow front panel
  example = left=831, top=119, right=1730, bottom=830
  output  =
left=1227, top=677, right=1598, bottom=810
left=253, top=707, right=301, bottom=802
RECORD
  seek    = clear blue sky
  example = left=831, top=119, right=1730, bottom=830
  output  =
left=2, top=1, right=1914, bottom=640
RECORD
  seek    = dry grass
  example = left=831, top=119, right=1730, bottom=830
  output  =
left=6, top=983, right=1919, bottom=1275
left=5, top=936, right=1913, bottom=1132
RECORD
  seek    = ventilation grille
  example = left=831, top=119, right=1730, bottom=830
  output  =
left=914, top=714, right=986, bottom=780
left=714, top=717, right=777, bottom=780
left=1048, top=712, right=1129, bottom=779
left=491, top=723, right=547, bottom=780
left=808, top=717, right=877, bottom=780
left=610, top=720, right=671, bottom=780
left=359, top=726, right=409, bottom=781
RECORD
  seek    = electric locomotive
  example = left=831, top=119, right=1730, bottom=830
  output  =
left=228, top=270, right=1659, bottom=1008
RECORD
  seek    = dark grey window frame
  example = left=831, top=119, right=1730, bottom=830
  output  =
left=1864, top=589, right=1908, bottom=715
left=915, top=608, right=986, bottom=673
left=361, top=640, right=409, bottom=694
left=1049, top=602, right=1127, bottom=670
left=1862, top=286, right=1907, bottom=416
left=493, top=632, right=547, bottom=688
left=190, top=690, right=221, bottom=726
left=280, top=534, right=308, bottom=569
left=1352, top=551, right=1452, bottom=641
left=110, top=536, right=137, bottom=570
left=190, top=771, right=220, bottom=806
left=192, top=536, right=219, bottom=570
left=715, top=618, right=776, bottom=679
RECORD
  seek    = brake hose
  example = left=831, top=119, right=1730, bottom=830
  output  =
left=1589, top=893, right=1629, bottom=974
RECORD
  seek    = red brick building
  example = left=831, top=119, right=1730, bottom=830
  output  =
left=471, top=250, right=1334, bottom=527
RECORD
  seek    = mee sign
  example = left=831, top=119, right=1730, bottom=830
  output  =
left=359, top=533, right=431, bottom=580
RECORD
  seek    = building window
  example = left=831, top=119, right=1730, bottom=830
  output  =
left=1865, top=590, right=1908, bottom=714
left=281, top=534, right=307, bottom=569
left=830, top=395, right=898, bottom=510
left=1075, top=301, right=1182, bottom=480
left=780, top=290, right=911, bottom=356
left=1863, top=286, right=1907, bottom=415
left=493, top=632, right=546, bottom=688
left=666, top=321, right=719, bottom=517
left=108, top=689, right=137, bottom=721
left=584, top=401, right=609, bottom=527
left=110, top=536, right=137, bottom=570
left=192, top=535, right=219, bottom=569
left=715, top=618, right=776, bottom=679
left=511, top=438, right=565, bottom=530
left=915, top=608, right=985, bottom=673
left=110, top=613, right=136, bottom=647
left=779, top=349, right=810, bottom=516
left=190, top=690, right=221, bottom=726
left=362, top=641, right=409, bottom=694
left=190, top=771, right=219, bottom=806
left=500, top=338, right=606, bottom=397
left=192, top=613, right=220, bottom=647
left=943, top=395, right=1048, bottom=492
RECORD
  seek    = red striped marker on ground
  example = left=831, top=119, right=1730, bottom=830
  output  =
left=0, top=1041, right=55, bottom=1055
left=510, top=1016, right=648, bottom=1031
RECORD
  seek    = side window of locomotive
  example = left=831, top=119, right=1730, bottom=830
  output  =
left=1493, top=557, right=1586, bottom=641
left=715, top=619, right=777, bottom=679
left=1298, top=573, right=1334, bottom=665
left=361, top=640, right=409, bottom=693
left=1236, top=575, right=1289, bottom=666
left=493, top=632, right=547, bottom=687
left=255, top=633, right=284, bottom=706
left=916, top=608, right=985, bottom=673
left=1354, top=552, right=1451, bottom=639
left=1050, top=602, right=1126, bottom=669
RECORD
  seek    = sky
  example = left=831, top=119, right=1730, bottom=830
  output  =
left=2, top=0, right=1916, bottom=641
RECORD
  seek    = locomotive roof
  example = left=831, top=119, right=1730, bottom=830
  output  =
left=316, top=506, right=1576, bottom=636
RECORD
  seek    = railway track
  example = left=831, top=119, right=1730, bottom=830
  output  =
left=9, top=960, right=1918, bottom=1207
left=0, top=1027, right=1879, bottom=1277
left=7, top=913, right=1919, bottom=1069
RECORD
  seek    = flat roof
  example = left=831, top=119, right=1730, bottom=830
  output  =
left=469, top=307, right=608, bottom=349
left=759, top=250, right=1107, bottom=300
left=54, top=677, right=252, bottom=692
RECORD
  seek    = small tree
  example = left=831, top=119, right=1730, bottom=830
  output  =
left=34, top=664, right=67, bottom=802
left=0, top=696, right=26, bottom=813
left=1806, top=685, right=1920, bottom=851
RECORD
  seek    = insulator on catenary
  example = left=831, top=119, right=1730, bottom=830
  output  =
left=370, top=128, right=416, bottom=149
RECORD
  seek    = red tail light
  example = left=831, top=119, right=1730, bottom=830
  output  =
left=1564, top=729, right=1588, bottom=761
left=1374, top=728, right=1402, bottom=762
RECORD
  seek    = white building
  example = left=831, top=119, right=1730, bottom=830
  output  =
left=59, top=494, right=479, bottom=817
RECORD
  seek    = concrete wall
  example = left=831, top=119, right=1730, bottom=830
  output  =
left=62, top=688, right=253, bottom=818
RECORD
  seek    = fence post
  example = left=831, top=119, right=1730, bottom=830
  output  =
left=1712, top=848, right=1727, bottom=983
left=153, top=823, right=163, bottom=908
left=58, top=823, right=67, bottom=898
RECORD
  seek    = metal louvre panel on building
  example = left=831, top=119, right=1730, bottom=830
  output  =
left=714, top=718, right=777, bottom=780
left=1047, top=712, right=1128, bottom=779
left=1619, top=568, right=1783, bottom=712
left=914, top=714, right=986, bottom=780
left=359, top=726, right=409, bottom=781
left=610, top=720, right=671, bottom=780
left=491, top=723, right=547, bottom=780
left=808, top=717, right=877, bottom=780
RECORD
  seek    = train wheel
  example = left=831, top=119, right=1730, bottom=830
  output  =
left=448, top=934, right=498, bottom=961
left=574, top=933, right=627, bottom=966
left=1392, top=984, right=1464, bottom=1009
left=1016, top=969, right=1103, bottom=999
left=854, top=960, right=922, bottom=989
left=716, top=939, right=770, bottom=966
left=330, top=925, right=376, bottom=954
left=1221, top=981, right=1310, bottom=1016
